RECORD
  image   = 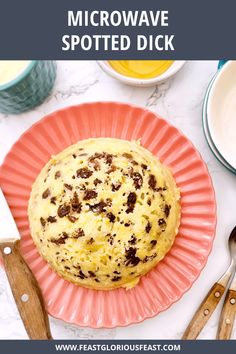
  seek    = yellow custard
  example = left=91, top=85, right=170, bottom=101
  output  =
left=0, top=61, right=30, bottom=86
left=108, top=60, right=174, bottom=79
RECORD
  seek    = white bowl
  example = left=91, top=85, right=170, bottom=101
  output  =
left=202, top=73, right=236, bottom=174
left=97, top=61, right=186, bottom=87
left=207, top=61, right=236, bottom=170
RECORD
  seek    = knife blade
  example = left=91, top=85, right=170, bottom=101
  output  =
left=0, top=187, right=52, bottom=339
left=0, top=188, right=20, bottom=242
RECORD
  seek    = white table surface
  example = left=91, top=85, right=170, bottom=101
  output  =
left=0, top=60, right=235, bottom=340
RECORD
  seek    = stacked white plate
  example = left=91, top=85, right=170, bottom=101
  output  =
left=203, top=61, right=236, bottom=174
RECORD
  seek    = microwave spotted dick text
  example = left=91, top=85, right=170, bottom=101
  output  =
left=62, top=10, right=175, bottom=52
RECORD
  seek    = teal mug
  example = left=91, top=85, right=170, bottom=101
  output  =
left=0, top=61, right=57, bottom=114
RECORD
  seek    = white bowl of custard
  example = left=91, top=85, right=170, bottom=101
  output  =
left=98, top=60, right=186, bottom=87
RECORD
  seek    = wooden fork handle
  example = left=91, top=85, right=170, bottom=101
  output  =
left=217, top=289, right=236, bottom=340
left=0, top=239, right=52, bottom=339
left=182, top=282, right=225, bottom=339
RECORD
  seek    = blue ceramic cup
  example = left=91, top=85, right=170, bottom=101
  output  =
left=0, top=61, right=57, bottom=114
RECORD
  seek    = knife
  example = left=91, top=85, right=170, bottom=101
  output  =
left=0, top=187, right=52, bottom=339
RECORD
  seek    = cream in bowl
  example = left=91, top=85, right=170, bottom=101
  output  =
left=0, top=60, right=30, bottom=86
left=207, top=61, right=236, bottom=170
left=98, top=60, right=186, bottom=87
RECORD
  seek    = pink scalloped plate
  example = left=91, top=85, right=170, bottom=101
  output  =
left=0, top=102, right=216, bottom=328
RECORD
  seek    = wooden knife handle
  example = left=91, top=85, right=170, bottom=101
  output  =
left=217, top=289, right=236, bottom=340
left=182, top=282, right=225, bottom=339
left=0, top=240, right=52, bottom=339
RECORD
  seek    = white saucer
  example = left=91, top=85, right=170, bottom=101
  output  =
left=97, top=61, right=186, bottom=87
